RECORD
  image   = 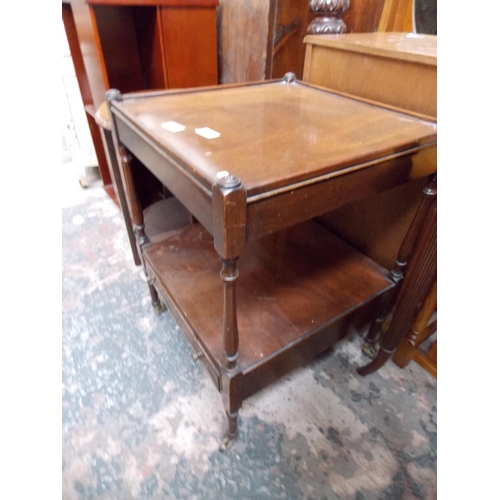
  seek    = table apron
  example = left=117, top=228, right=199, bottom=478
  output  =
left=246, top=155, right=416, bottom=241
left=115, top=114, right=214, bottom=234
left=114, top=111, right=436, bottom=248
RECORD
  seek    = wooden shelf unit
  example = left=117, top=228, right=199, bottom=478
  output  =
left=62, top=0, right=218, bottom=203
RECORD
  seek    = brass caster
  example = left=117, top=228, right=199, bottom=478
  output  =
left=153, top=302, right=166, bottom=315
left=362, top=341, right=379, bottom=360
left=219, top=435, right=235, bottom=452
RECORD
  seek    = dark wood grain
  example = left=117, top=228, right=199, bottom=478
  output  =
left=113, top=112, right=214, bottom=234
left=91, top=5, right=145, bottom=92
left=218, top=0, right=272, bottom=83
left=358, top=201, right=437, bottom=376
left=218, top=0, right=312, bottom=84
left=212, top=181, right=247, bottom=259
left=143, top=220, right=393, bottom=374
left=246, top=156, right=413, bottom=241
left=133, top=6, right=167, bottom=89
left=114, top=81, right=437, bottom=197
left=269, top=0, right=313, bottom=79
left=363, top=174, right=436, bottom=345
left=108, top=78, right=437, bottom=441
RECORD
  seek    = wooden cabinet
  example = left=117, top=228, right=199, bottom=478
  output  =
left=62, top=0, right=219, bottom=200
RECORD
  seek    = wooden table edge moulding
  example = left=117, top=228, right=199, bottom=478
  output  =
left=107, top=74, right=437, bottom=449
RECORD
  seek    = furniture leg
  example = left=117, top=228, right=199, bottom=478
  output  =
left=392, top=280, right=437, bottom=369
left=118, top=144, right=165, bottom=314
left=363, top=173, right=437, bottom=356
left=100, top=126, right=141, bottom=266
left=358, top=200, right=437, bottom=376
left=212, top=173, right=247, bottom=451
left=219, top=257, right=243, bottom=451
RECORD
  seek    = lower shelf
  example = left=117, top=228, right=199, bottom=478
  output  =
left=143, top=218, right=394, bottom=395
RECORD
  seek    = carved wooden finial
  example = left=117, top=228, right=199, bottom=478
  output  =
left=283, top=72, right=297, bottom=83
left=216, top=171, right=241, bottom=189
left=307, top=0, right=350, bottom=35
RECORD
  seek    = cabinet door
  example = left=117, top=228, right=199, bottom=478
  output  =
left=160, top=7, right=218, bottom=88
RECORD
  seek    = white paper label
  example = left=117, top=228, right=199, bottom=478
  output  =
left=195, top=127, right=220, bottom=140
left=161, top=121, right=185, bottom=133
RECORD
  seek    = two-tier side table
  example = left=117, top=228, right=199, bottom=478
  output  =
left=107, top=75, right=437, bottom=449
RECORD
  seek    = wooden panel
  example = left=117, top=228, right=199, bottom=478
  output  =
left=303, top=40, right=436, bottom=118
left=219, top=0, right=312, bottom=84
left=91, top=5, right=145, bottom=93
left=304, top=33, right=437, bottom=65
left=67, top=0, right=108, bottom=108
left=133, top=6, right=167, bottom=89
left=379, top=0, right=415, bottom=32
left=247, top=157, right=413, bottom=241
left=242, top=298, right=383, bottom=398
left=143, top=220, right=393, bottom=373
left=85, top=112, right=113, bottom=185
left=317, top=177, right=428, bottom=270
left=160, top=7, right=218, bottom=88
left=63, top=2, right=113, bottom=187
left=62, top=4, right=93, bottom=105
left=270, top=0, right=313, bottom=79
left=218, top=0, right=271, bottom=83
left=343, top=0, right=386, bottom=33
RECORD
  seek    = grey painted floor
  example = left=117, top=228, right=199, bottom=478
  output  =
left=62, top=165, right=437, bottom=500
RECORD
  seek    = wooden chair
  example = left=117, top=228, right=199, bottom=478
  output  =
left=392, top=280, right=437, bottom=377
left=376, top=0, right=437, bottom=378
left=378, top=0, right=415, bottom=32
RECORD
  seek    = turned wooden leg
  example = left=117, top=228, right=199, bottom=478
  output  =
left=219, top=258, right=243, bottom=451
left=212, top=172, right=246, bottom=450
left=363, top=174, right=437, bottom=356
left=358, top=201, right=437, bottom=376
left=393, top=280, right=437, bottom=369
left=107, top=89, right=165, bottom=313
left=119, top=145, right=165, bottom=314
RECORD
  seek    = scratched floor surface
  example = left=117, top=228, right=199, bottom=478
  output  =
left=62, top=165, right=437, bottom=500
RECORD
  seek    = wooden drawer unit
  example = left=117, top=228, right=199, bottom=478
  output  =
left=304, top=32, right=436, bottom=120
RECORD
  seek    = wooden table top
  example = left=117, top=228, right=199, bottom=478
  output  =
left=304, top=33, right=437, bottom=66
left=113, top=80, right=437, bottom=197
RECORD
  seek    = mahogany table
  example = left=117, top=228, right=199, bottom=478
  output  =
left=107, top=75, right=437, bottom=448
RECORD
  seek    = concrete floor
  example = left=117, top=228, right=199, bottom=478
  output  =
left=62, top=165, right=437, bottom=499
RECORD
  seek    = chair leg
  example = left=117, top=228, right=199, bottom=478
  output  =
left=393, top=281, right=437, bottom=369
